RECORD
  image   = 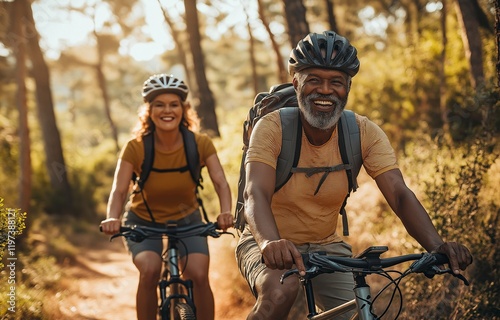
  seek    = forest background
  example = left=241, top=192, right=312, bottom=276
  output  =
left=0, top=0, right=499, bottom=319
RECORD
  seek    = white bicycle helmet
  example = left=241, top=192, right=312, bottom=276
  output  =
left=142, top=74, right=189, bottom=102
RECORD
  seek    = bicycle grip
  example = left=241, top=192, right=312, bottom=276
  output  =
left=433, top=253, right=449, bottom=265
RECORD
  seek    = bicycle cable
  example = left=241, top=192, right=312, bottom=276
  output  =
left=371, top=269, right=406, bottom=319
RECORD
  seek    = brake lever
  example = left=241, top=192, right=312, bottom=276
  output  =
left=110, top=229, right=148, bottom=243
left=280, top=266, right=320, bottom=283
left=410, top=253, right=437, bottom=273
left=109, top=233, right=125, bottom=241
left=423, top=265, right=470, bottom=286
left=280, top=269, right=298, bottom=283
left=218, top=230, right=235, bottom=238
left=200, top=226, right=234, bottom=238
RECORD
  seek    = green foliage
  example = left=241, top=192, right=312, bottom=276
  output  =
left=447, top=83, right=500, bottom=142
left=396, top=95, right=499, bottom=319
left=199, top=106, right=247, bottom=219
left=0, top=212, right=67, bottom=320
left=0, top=82, right=20, bottom=204
left=0, top=200, right=46, bottom=319
left=0, top=199, right=26, bottom=270
left=0, top=281, right=46, bottom=319
left=64, top=143, right=119, bottom=219
left=0, top=138, right=18, bottom=203
left=28, top=136, right=118, bottom=219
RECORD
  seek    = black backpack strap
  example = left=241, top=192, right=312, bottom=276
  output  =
left=338, top=110, right=362, bottom=236
left=134, top=133, right=155, bottom=192
left=292, top=164, right=352, bottom=195
left=339, top=110, right=361, bottom=191
left=234, top=147, right=248, bottom=231
left=276, top=107, right=302, bottom=191
left=180, top=126, right=210, bottom=223
left=132, top=132, right=156, bottom=223
left=234, top=107, right=300, bottom=230
left=180, top=126, right=201, bottom=186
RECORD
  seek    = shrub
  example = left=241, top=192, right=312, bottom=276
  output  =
left=397, top=97, right=499, bottom=319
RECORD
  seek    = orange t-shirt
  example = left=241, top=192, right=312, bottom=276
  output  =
left=120, top=132, right=216, bottom=223
left=246, top=110, right=398, bottom=245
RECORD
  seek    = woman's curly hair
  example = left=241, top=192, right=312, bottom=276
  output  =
left=132, top=99, right=200, bottom=140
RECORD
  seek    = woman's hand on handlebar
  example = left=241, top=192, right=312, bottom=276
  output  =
left=216, top=212, right=233, bottom=231
left=261, top=239, right=306, bottom=276
left=100, top=217, right=122, bottom=235
left=432, top=242, right=473, bottom=274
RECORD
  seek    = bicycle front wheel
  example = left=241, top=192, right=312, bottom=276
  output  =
left=174, top=302, right=196, bottom=320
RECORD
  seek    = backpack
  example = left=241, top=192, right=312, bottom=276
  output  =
left=234, top=83, right=362, bottom=236
left=131, top=125, right=209, bottom=223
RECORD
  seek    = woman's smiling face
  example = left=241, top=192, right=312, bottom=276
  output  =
left=149, top=93, right=184, bottom=132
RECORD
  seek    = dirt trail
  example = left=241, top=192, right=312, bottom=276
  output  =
left=54, top=230, right=253, bottom=320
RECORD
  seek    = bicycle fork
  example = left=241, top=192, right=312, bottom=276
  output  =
left=159, top=243, right=196, bottom=318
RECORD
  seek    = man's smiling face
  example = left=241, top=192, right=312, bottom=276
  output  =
left=294, top=68, right=350, bottom=130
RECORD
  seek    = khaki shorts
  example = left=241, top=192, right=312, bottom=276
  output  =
left=123, top=210, right=209, bottom=259
left=235, top=228, right=355, bottom=312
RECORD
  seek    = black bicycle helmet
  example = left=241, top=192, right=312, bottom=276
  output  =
left=142, top=74, right=189, bottom=102
left=288, top=31, right=360, bottom=77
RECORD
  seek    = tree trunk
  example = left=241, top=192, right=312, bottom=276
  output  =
left=95, top=30, right=120, bottom=153
left=183, top=0, right=220, bottom=136
left=282, top=0, right=310, bottom=48
left=157, top=0, right=194, bottom=89
left=439, top=0, right=451, bottom=142
left=12, top=0, right=31, bottom=213
left=22, top=0, right=72, bottom=214
left=495, top=0, right=500, bottom=86
left=410, top=0, right=429, bottom=128
left=325, top=0, right=339, bottom=33
left=242, top=1, right=259, bottom=97
left=257, top=0, right=288, bottom=83
left=454, top=0, right=485, bottom=89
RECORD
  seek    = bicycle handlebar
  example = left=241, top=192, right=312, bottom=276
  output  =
left=100, top=221, right=232, bottom=242
left=281, top=250, right=469, bottom=285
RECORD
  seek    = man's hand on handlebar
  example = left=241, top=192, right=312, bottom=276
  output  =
left=261, top=239, right=306, bottom=276
left=432, top=242, right=473, bottom=275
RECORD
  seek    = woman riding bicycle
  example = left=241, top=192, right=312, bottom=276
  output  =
left=100, top=73, right=233, bottom=320
left=235, top=31, right=473, bottom=320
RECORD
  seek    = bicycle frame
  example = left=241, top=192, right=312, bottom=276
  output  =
left=301, top=270, right=374, bottom=320
left=282, top=247, right=469, bottom=320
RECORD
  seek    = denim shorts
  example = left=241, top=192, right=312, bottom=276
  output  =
left=123, top=210, right=209, bottom=259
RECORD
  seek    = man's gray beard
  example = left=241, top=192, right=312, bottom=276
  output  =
left=297, top=91, right=347, bottom=130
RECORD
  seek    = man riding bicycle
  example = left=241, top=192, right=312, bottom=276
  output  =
left=235, top=31, right=473, bottom=320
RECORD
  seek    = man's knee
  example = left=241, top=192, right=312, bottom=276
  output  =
left=252, top=270, right=300, bottom=318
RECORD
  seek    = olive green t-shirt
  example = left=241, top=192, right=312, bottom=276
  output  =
left=246, top=110, right=398, bottom=245
left=120, top=132, right=216, bottom=223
